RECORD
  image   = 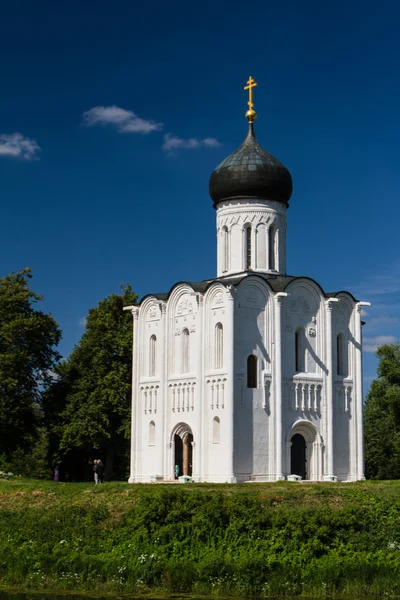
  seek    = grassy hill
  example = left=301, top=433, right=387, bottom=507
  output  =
left=1, top=478, right=400, bottom=597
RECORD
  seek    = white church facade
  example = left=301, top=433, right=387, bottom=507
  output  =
left=125, top=78, right=369, bottom=483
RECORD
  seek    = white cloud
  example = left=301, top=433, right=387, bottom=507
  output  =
left=348, top=262, right=400, bottom=299
left=0, top=132, right=41, bottom=160
left=79, top=317, right=87, bottom=327
left=366, top=315, right=400, bottom=329
left=363, top=335, right=398, bottom=353
left=163, top=133, right=222, bottom=153
left=82, top=105, right=163, bottom=134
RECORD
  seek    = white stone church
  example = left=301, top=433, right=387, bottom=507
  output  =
left=125, top=80, right=369, bottom=483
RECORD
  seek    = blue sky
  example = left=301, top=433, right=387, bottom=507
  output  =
left=1, top=0, right=399, bottom=389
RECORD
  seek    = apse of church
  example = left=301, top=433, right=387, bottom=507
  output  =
left=124, top=77, right=369, bottom=483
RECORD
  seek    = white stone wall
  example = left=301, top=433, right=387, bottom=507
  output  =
left=129, top=277, right=365, bottom=484
left=126, top=118, right=368, bottom=484
left=130, top=282, right=236, bottom=483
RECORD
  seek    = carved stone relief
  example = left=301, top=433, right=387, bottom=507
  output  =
left=212, top=291, right=225, bottom=308
left=290, top=296, right=312, bottom=314
left=147, top=304, right=160, bottom=322
left=176, top=295, right=196, bottom=317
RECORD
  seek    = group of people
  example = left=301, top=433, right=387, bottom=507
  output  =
left=93, top=459, right=104, bottom=484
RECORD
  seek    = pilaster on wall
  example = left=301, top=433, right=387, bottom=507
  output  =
left=323, top=298, right=339, bottom=482
left=160, top=302, right=168, bottom=480
left=274, top=292, right=287, bottom=480
left=128, top=307, right=139, bottom=483
left=355, top=301, right=370, bottom=481
left=224, top=285, right=236, bottom=482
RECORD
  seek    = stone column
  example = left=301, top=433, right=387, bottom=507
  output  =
left=183, top=439, right=189, bottom=476
left=274, top=293, right=288, bottom=480
left=159, top=302, right=167, bottom=479
left=323, top=299, right=338, bottom=481
left=196, top=294, right=204, bottom=483
left=224, top=286, right=236, bottom=482
left=128, top=308, right=139, bottom=483
left=251, top=226, right=256, bottom=270
left=355, top=302, right=369, bottom=480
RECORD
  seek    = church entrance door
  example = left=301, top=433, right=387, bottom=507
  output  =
left=291, top=433, right=307, bottom=480
left=174, top=435, right=183, bottom=478
left=172, top=423, right=194, bottom=479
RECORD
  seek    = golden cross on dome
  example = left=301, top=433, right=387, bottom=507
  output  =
left=244, top=76, right=258, bottom=123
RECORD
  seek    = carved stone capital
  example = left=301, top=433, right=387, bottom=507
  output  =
left=275, top=292, right=288, bottom=307
left=325, top=298, right=339, bottom=311
left=225, top=285, right=237, bottom=301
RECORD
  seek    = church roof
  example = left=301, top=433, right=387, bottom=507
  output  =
left=208, top=122, right=293, bottom=207
left=138, top=273, right=358, bottom=306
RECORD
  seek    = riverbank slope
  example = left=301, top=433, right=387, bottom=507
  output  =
left=1, top=479, right=399, bottom=597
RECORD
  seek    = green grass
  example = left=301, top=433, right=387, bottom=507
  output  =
left=1, top=479, right=400, bottom=597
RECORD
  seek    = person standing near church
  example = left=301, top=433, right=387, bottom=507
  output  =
left=97, top=459, right=104, bottom=483
left=175, top=464, right=179, bottom=479
left=93, top=459, right=99, bottom=484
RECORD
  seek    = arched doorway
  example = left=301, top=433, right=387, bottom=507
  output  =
left=174, top=435, right=183, bottom=478
left=287, top=421, right=321, bottom=481
left=171, top=423, right=194, bottom=479
left=291, top=433, right=307, bottom=479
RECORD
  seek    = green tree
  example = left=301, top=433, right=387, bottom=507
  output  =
left=46, top=284, right=138, bottom=480
left=364, top=342, right=400, bottom=479
left=0, top=268, right=61, bottom=457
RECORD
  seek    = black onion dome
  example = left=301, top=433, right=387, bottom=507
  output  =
left=209, top=123, right=292, bottom=207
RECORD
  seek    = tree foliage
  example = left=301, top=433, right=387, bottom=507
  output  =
left=364, top=342, right=400, bottom=479
left=0, top=269, right=61, bottom=456
left=45, top=284, right=138, bottom=480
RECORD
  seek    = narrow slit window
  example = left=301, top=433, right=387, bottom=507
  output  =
left=149, top=335, right=156, bottom=376
left=269, top=226, right=275, bottom=271
left=182, top=329, right=189, bottom=373
left=337, top=333, right=346, bottom=376
left=149, top=421, right=155, bottom=446
left=246, top=226, right=252, bottom=270
left=247, top=354, right=257, bottom=388
left=215, top=323, right=223, bottom=369
left=213, top=417, right=220, bottom=443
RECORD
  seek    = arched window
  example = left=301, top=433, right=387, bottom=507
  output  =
left=182, top=329, right=189, bottom=373
left=295, top=328, right=306, bottom=373
left=245, top=225, right=252, bottom=270
left=222, top=226, right=229, bottom=272
left=337, top=333, right=346, bottom=376
left=149, top=421, right=155, bottom=446
left=213, top=417, right=220, bottom=443
left=269, top=226, right=275, bottom=271
left=247, top=354, right=257, bottom=388
left=215, top=323, right=223, bottom=369
left=149, top=335, right=156, bottom=376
